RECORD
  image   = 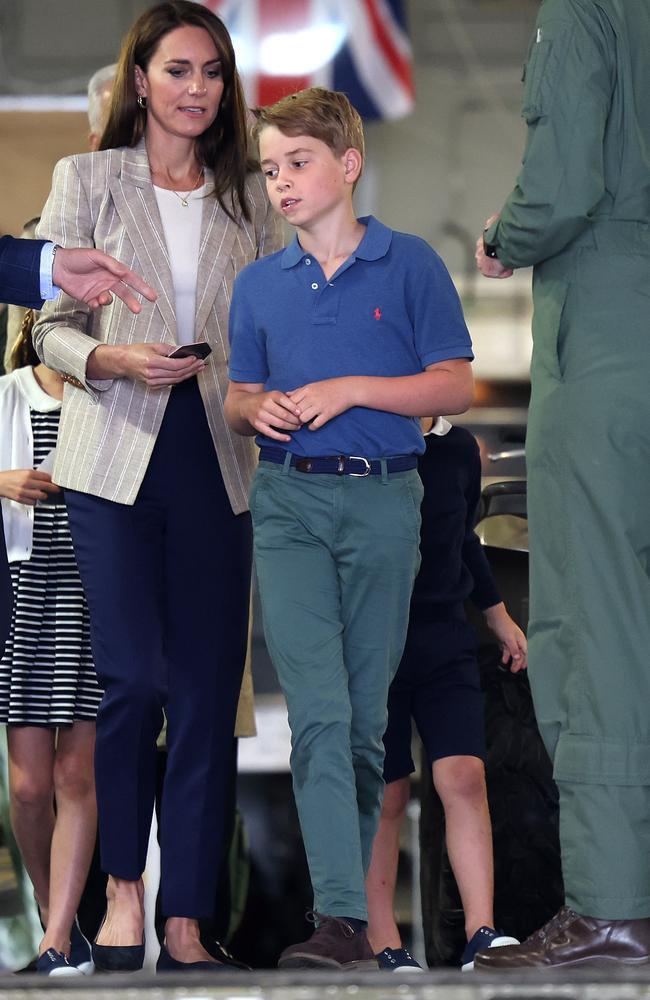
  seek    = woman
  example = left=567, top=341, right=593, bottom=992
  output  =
left=0, top=319, right=100, bottom=976
left=33, top=0, right=282, bottom=972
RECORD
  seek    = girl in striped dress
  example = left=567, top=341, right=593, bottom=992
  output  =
left=0, top=317, right=102, bottom=975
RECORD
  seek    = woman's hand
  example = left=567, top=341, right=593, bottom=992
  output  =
left=87, top=343, right=205, bottom=388
left=0, top=469, right=61, bottom=506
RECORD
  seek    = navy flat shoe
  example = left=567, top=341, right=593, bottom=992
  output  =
left=91, top=911, right=145, bottom=973
left=92, top=938, right=145, bottom=973
left=156, top=944, right=229, bottom=973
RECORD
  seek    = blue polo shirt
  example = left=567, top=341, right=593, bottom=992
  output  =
left=228, top=215, right=473, bottom=458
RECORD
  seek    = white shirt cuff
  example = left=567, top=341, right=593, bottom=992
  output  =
left=39, top=242, right=60, bottom=300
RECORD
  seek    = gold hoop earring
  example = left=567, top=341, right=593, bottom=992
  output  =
left=137, top=95, right=147, bottom=109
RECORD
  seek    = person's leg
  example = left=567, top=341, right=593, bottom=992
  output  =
left=338, top=470, right=423, bottom=879
left=40, top=721, right=96, bottom=956
left=475, top=249, right=650, bottom=971
left=432, top=755, right=493, bottom=939
left=65, top=488, right=167, bottom=948
left=366, top=777, right=410, bottom=951
left=253, top=466, right=419, bottom=968
left=6, top=727, right=56, bottom=921
left=160, top=509, right=250, bottom=961
left=406, top=618, right=506, bottom=960
left=154, top=378, right=252, bottom=964
left=366, top=654, right=415, bottom=953
left=527, top=374, right=650, bottom=919
left=252, top=466, right=364, bottom=921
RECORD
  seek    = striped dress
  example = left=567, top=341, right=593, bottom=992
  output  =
left=0, top=408, right=102, bottom=726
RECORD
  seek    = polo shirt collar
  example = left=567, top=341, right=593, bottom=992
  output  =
left=280, top=215, right=392, bottom=270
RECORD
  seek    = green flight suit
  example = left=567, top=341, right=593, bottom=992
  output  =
left=485, top=0, right=650, bottom=919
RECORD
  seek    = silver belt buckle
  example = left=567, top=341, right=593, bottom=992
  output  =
left=348, top=455, right=371, bottom=477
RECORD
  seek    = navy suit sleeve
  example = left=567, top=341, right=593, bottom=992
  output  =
left=0, top=235, right=46, bottom=309
left=463, top=444, right=502, bottom=611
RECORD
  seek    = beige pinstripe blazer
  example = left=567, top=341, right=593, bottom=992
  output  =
left=33, top=140, right=283, bottom=514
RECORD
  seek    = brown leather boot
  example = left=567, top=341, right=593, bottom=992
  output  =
left=278, top=914, right=378, bottom=970
left=474, top=906, right=650, bottom=970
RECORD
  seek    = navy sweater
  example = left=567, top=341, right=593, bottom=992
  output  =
left=409, top=426, right=501, bottom=623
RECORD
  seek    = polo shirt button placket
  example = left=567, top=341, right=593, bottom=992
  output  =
left=311, top=282, right=319, bottom=290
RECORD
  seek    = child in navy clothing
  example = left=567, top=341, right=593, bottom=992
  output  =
left=225, top=88, right=474, bottom=969
left=366, top=419, right=527, bottom=971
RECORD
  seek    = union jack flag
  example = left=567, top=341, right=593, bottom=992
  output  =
left=196, top=0, right=414, bottom=120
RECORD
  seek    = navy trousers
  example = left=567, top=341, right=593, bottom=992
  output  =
left=65, top=378, right=252, bottom=918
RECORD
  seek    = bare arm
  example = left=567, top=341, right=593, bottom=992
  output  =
left=287, top=358, right=473, bottom=431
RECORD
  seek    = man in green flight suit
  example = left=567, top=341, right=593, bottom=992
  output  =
left=474, top=0, right=650, bottom=969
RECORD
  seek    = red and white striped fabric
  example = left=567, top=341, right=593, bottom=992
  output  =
left=197, top=0, right=414, bottom=119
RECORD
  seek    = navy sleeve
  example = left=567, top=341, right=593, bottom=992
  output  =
left=463, top=444, right=502, bottom=610
left=0, top=236, right=46, bottom=309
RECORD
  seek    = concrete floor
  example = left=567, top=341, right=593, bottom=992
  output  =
left=3, top=968, right=650, bottom=1000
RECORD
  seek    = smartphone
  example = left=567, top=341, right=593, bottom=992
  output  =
left=168, top=342, right=212, bottom=361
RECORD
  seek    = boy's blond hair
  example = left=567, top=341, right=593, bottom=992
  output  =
left=252, top=86, right=365, bottom=171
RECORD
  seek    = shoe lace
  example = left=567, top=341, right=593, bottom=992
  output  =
left=305, top=911, right=354, bottom=938
left=532, top=906, right=579, bottom=943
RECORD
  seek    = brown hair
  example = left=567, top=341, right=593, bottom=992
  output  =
left=100, top=0, right=252, bottom=222
left=252, top=87, right=365, bottom=173
left=8, top=310, right=39, bottom=372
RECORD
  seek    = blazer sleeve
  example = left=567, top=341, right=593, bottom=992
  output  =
left=33, top=158, right=112, bottom=396
left=0, top=236, right=46, bottom=309
left=249, top=171, right=284, bottom=259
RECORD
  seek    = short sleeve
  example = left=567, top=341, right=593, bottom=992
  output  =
left=408, top=245, right=474, bottom=367
left=228, top=270, right=269, bottom=383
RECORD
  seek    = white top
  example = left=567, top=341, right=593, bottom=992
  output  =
left=0, top=367, right=61, bottom=563
left=153, top=181, right=209, bottom=345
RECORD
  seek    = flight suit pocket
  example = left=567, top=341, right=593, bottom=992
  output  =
left=521, top=20, right=574, bottom=123
left=530, top=276, right=570, bottom=382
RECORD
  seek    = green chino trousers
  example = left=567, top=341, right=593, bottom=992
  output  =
left=526, top=222, right=650, bottom=918
left=250, top=458, right=423, bottom=920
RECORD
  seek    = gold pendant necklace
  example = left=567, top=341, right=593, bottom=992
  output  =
left=171, top=168, right=204, bottom=207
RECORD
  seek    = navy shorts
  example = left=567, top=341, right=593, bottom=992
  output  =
left=383, top=617, right=486, bottom=783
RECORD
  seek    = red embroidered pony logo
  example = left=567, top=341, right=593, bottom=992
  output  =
left=374, top=307, right=382, bottom=320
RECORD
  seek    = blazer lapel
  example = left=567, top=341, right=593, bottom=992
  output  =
left=108, top=142, right=177, bottom=342
left=194, top=190, right=237, bottom=339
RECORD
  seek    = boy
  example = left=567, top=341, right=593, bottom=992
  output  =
left=225, top=87, right=473, bottom=970
left=366, top=419, right=526, bottom=972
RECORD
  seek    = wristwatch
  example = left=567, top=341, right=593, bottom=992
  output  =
left=482, top=233, right=499, bottom=259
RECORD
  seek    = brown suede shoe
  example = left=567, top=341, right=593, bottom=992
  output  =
left=474, top=906, right=650, bottom=970
left=278, top=915, right=378, bottom=970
